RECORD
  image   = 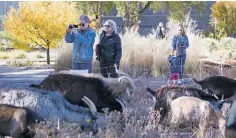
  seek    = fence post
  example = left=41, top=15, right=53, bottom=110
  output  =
left=57, top=117, right=60, bottom=131
left=200, top=60, right=202, bottom=79
left=219, top=56, right=223, bottom=76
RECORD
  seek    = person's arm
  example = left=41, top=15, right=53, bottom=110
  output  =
left=184, top=36, right=189, bottom=49
left=65, top=29, right=75, bottom=43
left=172, top=35, right=177, bottom=55
left=156, top=27, right=161, bottom=39
left=114, top=36, right=122, bottom=64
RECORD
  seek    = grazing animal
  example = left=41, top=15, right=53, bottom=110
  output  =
left=0, top=88, right=98, bottom=132
left=0, top=104, right=35, bottom=138
left=169, top=96, right=225, bottom=138
left=193, top=76, right=236, bottom=99
left=30, top=73, right=135, bottom=112
left=58, top=68, right=130, bottom=78
left=224, top=101, right=236, bottom=138
left=146, top=86, right=218, bottom=121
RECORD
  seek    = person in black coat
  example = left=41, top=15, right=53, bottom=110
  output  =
left=95, top=20, right=122, bottom=78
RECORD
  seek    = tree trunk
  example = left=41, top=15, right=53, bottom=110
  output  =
left=123, top=1, right=130, bottom=32
left=98, top=4, right=102, bottom=29
left=46, top=46, right=50, bottom=65
left=96, top=2, right=102, bottom=29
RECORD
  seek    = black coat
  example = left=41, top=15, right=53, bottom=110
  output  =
left=97, top=31, right=122, bottom=64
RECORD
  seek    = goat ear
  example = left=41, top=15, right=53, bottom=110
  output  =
left=146, top=87, right=156, bottom=96
left=126, top=87, right=131, bottom=97
left=221, top=94, right=224, bottom=101
left=192, top=78, right=199, bottom=83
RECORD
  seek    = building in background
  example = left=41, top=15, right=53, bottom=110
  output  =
left=102, top=1, right=214, bottom=35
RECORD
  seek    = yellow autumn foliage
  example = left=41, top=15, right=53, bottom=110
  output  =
left=3, top=1, right=97, bottom=50
left=211, top=1, right=236, bottom=37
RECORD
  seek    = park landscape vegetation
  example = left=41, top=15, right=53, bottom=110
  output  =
left=0, top=1, right=236, bottom=137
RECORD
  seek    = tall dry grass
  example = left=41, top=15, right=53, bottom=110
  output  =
left=54, top=14, right=234, bottom=78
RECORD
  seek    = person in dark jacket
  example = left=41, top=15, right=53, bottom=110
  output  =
left=95, top=20, right=122, bottom=78
left=156, top=22, right=165, bottom=39
left=65, top=14, right=96, bottom=73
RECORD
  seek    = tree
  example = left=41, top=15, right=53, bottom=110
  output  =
left=3, top=2, right=79, bottom=64
left=76, top=1, right=114, bottom=28
left=150, top=1, right=207, bottom=21
left=211, top=1, right=236, bottom=38
left=115, top=1, right=152, bottom=29
left=115, top=1, right=206, bottom=30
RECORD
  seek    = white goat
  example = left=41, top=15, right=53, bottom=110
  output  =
left=170, top=96, right=225, bottom=138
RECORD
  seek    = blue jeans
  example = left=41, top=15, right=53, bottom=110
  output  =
left=72, top=61, right=92, bottom=73
left=179, top=55, right=186, bottom=79
left=169, top=55, right=186, bottom=79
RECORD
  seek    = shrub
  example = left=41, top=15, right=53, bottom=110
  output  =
left=55, top=14, right=206, bottom=77
left=6, top=59, right=34, bottom=67
left=0, top=54, right=9, bottom=59
left=36, top=54, right=44, bottom=59
left=15, top=53, right=27, bottom=59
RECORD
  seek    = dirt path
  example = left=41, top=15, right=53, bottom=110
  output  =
left=0, top=65, right=54, bottom=88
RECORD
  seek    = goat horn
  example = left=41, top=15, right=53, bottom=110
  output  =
left=212, top=94, right=219, bottom=100
left=118, top=76, right=123, bottom=82
left=115, top=98, right=126, bottom=111
left=221, top=94, right=224, bottom=101
left=82, top=96, right=97, bottom=115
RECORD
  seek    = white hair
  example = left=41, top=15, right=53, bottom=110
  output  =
left=159, top=22, right=164, bottom=27
left=104, top=19, right=117, bottom=34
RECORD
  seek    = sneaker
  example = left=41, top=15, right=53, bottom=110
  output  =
left=172, top=80, right=177, bottom=85
left=177, top=79, right=183, bottom=85
left=167, top=80, right=173, bottom=84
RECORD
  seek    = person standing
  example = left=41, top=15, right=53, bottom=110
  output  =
left=95, top=20, right=122, bottom=78
left=171, top=24, right=189, bottom=85
left=156, top=22, right=165, bottom=39
left=65, top=14, right=96, bottom=73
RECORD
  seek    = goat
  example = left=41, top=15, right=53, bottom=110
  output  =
left=170, top=96, right=225, bottom=138
left=30, top=73, right=135, bottom=113
left=146, top=86, right=218, bottom=121
left=193, top=76, right=236, bottom=100
left=0, top=104, right=35, bottom=138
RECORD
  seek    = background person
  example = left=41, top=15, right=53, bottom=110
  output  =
left=156, top=22, right=165, bottom=39
left=95, top=20, right=122, bottom=78
left=65, top=14, right=96, bottom=73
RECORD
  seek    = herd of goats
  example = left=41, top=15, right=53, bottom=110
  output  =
left=0, top=70, right=236, bottom=138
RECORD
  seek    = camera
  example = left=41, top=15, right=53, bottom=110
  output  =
left=69, top=24, right=79, bottom=29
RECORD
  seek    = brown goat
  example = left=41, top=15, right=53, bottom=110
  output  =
left=224, top=101, right=236, bottom=138
left=146, top=85, right=217, bottom=121
left=0, top=104, right=35, bottom=138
